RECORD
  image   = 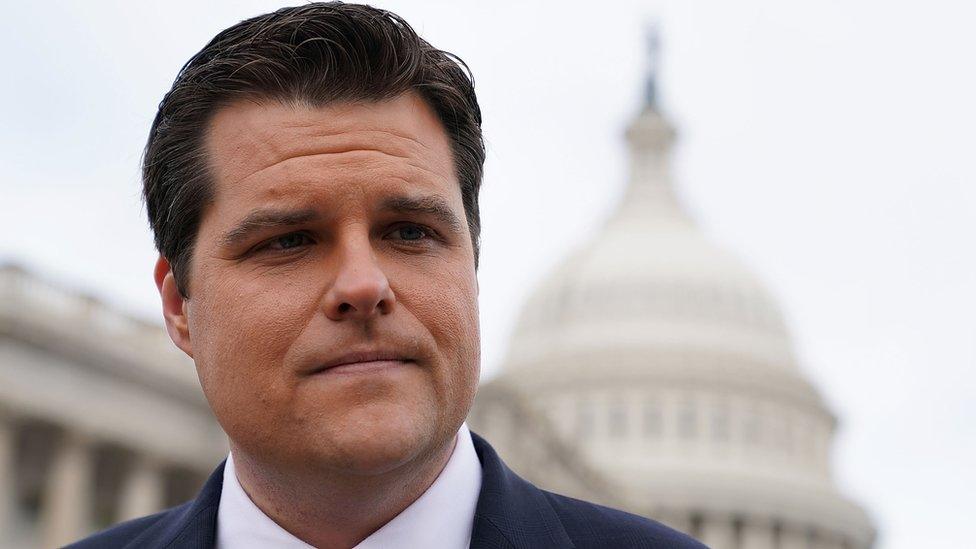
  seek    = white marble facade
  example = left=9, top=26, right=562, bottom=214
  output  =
left=0, top=265, right=227, bottom=548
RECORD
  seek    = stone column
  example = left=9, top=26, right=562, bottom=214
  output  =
left=118, top=454, right=165, bottom=521
left=812, top=533, right=844, bottom=549
left=0, top=410, right=16, bottom=545
left=740, top=517, right=776, bottom=549
left=780, top=525, right=810, bottom=549
left=40, top=431, right=94, bottom=548
left=699, top=514, right=736, bottom=549
left=655, top=509, right=692, bottom=536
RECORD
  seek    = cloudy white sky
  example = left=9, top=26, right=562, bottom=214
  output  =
left=2, top=1, right=973, bottom=548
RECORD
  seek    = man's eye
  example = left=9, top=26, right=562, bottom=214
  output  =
left=390, top=225, right=429, bottom=241
left=267, top=233, right=312, bottom=251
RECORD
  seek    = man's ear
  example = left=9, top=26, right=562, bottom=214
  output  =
left=154, top=256, right=193, bottom=358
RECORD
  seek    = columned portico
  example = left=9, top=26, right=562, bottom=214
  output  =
left=700, top=514, right=736, bottom=549
left=118, top=453, right=165, bottom=521
left=0, top=265, right=229, bottom=546
left=780, top=527, right=810, bottom=549
left=41, top=430, right=94, bottom=549
left=656, top=510, right=692, bottom=536
left=0, top=410, right=16, bottom=546
left=740, top=518, right=777, bottom=549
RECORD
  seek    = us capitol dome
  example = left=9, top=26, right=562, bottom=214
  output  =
left=467, top=37, right=876, bottom=549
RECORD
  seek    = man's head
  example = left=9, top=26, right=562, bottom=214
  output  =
left=148, top=3, right=483, bottom=477
left=145, top=2, right=484, bottom=298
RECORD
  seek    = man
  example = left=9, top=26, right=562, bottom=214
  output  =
left=70, top=3, right=705, bottom=548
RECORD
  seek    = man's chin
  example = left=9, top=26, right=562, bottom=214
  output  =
left=302, top=406, right=450, bottom=477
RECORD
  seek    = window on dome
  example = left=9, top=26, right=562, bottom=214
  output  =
left=576, top=400, right=595, bottom=438
left=643, top=399, right=662, bottom=438
left=711, top=401, right=731, bottom=442
left=769, top=413, right=789, bottom=454
left=678, top=399, right=697, bottom=439
left=782, top=418, right=795, bottom=456
left=609, top=400, right=627, bottom=438
left=743, top=408, right=763, bottom=447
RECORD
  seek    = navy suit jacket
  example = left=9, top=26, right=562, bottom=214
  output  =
left=68, top=432, right=706, bottom=548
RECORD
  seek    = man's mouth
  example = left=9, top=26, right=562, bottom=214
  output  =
left=307, top=350, right=414, bottom=376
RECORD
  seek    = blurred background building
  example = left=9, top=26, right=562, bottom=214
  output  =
left=0, top=265, right=226, bottom=548
left=467, top=43, right=875, bottom=549
left=0, top=30, right=876, bottom=549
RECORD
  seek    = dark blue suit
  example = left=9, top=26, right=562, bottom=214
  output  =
left=68, top=433, right=706, bottom=548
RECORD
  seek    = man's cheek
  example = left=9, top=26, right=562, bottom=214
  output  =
left=436, top=287, right=478, bottom=337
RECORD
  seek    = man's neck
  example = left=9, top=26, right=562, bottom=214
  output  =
left=229, top=433, right=458, bottom=549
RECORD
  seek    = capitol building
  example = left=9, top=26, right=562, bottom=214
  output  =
left=0, top=59, right=873, bottom=549
left=467, top=59, right=875, bottom=549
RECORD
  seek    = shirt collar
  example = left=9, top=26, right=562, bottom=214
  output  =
left=216, top=423, right=482, bottom=549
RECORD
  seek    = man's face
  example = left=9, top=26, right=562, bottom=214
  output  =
left=158, top=93, right=480, bottom=475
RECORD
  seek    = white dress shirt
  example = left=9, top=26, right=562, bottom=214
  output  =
left=216, top=423, right=482, bottom=549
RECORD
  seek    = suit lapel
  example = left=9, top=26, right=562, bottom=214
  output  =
left=469, top=432, right=575, bottom=549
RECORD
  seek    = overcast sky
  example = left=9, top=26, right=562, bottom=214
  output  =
left=2, top=1, right=973, bottom=548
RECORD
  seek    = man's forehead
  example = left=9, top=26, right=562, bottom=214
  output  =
left=203, top=92, right=455, bottom=190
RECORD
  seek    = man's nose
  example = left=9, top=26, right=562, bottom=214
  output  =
left=322, top=243, right=396, bottom=322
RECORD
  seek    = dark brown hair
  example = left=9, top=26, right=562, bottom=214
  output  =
left=143, top=2, right=484, bottom=296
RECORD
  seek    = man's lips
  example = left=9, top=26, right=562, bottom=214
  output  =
left=305, top=350, right=414, bottom=376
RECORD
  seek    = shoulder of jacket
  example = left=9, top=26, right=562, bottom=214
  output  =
left=540, top=490, right=708, bottom=549
left=63, top=503, right=191, bottom=549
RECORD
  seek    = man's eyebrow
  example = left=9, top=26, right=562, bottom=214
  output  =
left=220, top=208, right=320, bottom=247
left=380, top=195, right=464, bottom=233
